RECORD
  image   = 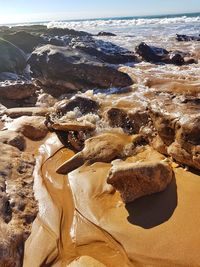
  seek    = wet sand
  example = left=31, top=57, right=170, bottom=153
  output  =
left=24, top=134, right=200, bottom=267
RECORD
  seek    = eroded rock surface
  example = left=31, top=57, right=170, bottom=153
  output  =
left=28, top=45, right=133, bottom=91
left=107, top=160, right=173, bottom=203
left=0, top=143, right=37, bottom=267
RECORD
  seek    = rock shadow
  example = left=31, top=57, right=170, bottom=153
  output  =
left=126, top=175, right=177, bottom=229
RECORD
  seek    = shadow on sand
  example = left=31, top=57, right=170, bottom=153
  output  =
left=126, top=176, right=177, bottom=229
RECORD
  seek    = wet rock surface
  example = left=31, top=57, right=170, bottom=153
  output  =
left=0, top=24, right=200, bottom=267
left=0, top=143, right=37, bottom=267
left=28, top=45, right=133, bottom=91
left=107, top=161, right=173, bottom=203
left=135, top=42, right=196, bottom=65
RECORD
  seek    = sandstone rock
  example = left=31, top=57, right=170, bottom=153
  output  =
left=57, top=133, right=133, bottom=174
left=0, top=81, right=36, bottom=100
left=149, top=109, right=177, bottom=146
left=0, top=38, right=26, bottom=74
left=106, top=108, right=149, bottom=134
left=68, top=256, right=106, bottom=267
left=3, top=107, right=50, bottom=118
left=50, top=120, right=96, bottom=132
left=0, top=143, right=37, bottom=267
left=3, top=31, right=45, bottom=53
left=7, top=116, right=48, bottom=140
left=107, top=161, right=173, bottom=203
left=0, top=130, right=26, bottom=150
left=28, top=45, right=133, bottom=91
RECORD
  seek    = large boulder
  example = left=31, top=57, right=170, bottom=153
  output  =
left=3, top=31, right=45, bottom=53
left=28, top=45, right=133, bottom=91
left=0, top=38, right=26, bottom=74
left=107, top=161, right=173, bottom=203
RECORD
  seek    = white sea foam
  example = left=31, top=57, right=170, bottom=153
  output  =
left=46, top=16, right=200, bottom=31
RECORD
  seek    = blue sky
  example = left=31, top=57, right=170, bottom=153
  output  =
left=0, top=0, right=199, bottom=24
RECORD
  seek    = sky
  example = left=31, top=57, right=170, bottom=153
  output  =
left=0, top=0, right=199, bottom=24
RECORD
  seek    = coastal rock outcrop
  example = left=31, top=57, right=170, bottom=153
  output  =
left=107, top=161, right=173, bottom=203
left=28, top=45, right=133, bottom=91
left=176, top=34, right=200, bottom=41
left=0, top=143, right=37, bottom=267
left=3, top=31, right=45, bottom=53
left=135, top=42, right=196, bottom=65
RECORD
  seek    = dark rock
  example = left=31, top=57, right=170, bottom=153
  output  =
left=28, top=45, right=133, bottom=91
left=176, top=34, right=200, bottom=42
left=69, top=36, right=137, bottom=64
left=56, top=96, right=100, bottom=115
left=3, top=31, right=45, bottom=53
left=0, top=38, right=26, bottom=74
left=135, top=42, right=195, bottom=65
left=97, top=31, right=117, bottom=37
left=48, top=37, right=66, bottom=46
left=46, top=27, right=91, bottom=37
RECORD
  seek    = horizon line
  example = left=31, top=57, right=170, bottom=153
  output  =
left=1, top=10, right=200, bottom=26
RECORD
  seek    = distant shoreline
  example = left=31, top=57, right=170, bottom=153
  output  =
left=1, top=11, right=200, bottom=26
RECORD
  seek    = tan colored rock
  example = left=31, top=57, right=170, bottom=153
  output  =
left=50, top=120, right=96, bottom=132
left=57, top=133, right=133, bottom=174
left=7, top=116, right=48, bottom=140
left=2, top=106, right=50, bottom=118
left=0, top=130, right=26, bottom=150
left=107, top=161, right=173, bottom=203
left=0, top=143, right=37, bottom=267
left=68, top=256, right=106, bottom=267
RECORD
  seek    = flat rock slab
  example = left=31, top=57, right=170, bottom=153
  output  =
left=2, top=107, right=50, bottom=118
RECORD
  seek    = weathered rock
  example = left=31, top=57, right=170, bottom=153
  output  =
left=97, top=31, right=116, bottom=37
left=7, top=116, right=48, bottom=140
left=0, top=38, right=26, bottom=74
left=135, top=42, right=195, bottom=65
left=28, top=45, right=133, bottom=91
left=106, top=108, right=149, bottom=134
left=149, top=109, right=177, bottom=146
left=46, top=27, right=91, bottom=37
left=107, top=161, right=173, bottom=203
left=0, top=143, right=37, bottom=267
left=3, top=31, right=45, bottom=53
left=0, top=130, right=26, bottom=150
left=176, top=34, right=200, bottom=42
left=3, top=107, right=50, bottom=118
left=56, top=96, right=100, bottom=116
left=0, top=81, right=37, bottom=100
left=49, top=120, right=95, bottom=132
left=57, top=133, right=133, bottom=174
left=70, top=36, right=137, bottom=64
